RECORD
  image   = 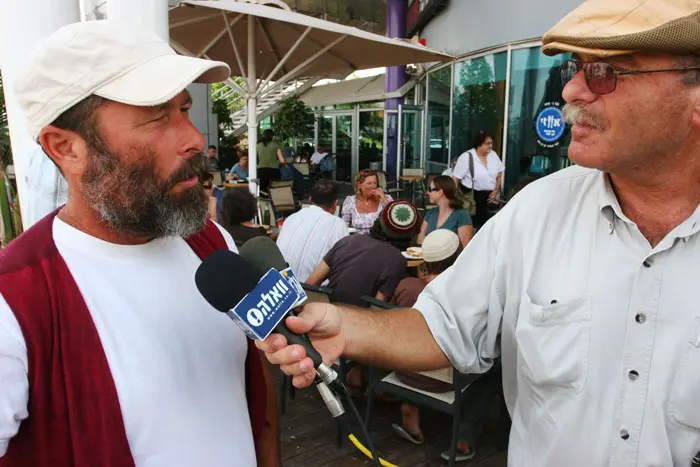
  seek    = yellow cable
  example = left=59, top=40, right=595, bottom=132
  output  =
left=347, top=434, right=400, bottom=467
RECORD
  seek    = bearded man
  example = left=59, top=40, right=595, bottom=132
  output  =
left=256, top=1, right=700, bottom=465
left=0, top=21, right=279, bottom=467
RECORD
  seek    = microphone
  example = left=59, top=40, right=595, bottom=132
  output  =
left=194, top=250, right=342, bottom=393
left=196, top=250, right=383, bottom=467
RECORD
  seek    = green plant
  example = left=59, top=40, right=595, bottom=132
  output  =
left=0, top=72, right=12, bottom=170
left=272, top=95, right=314, bottom=143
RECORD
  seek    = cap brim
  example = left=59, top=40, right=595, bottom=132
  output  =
left=94, top=54, right=231, bottom=106
left=541, top=41, right=635, bottom=58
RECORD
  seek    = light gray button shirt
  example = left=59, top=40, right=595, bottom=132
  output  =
left=415, top=165, right=700, bottom=467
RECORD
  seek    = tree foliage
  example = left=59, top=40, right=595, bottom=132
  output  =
left=0, top=72, right=12, bottom=169
left=272, top=95, right=314, bottom=143
left=451, top=57, right=501, bottom=157
left=211, top=79, right=247, bottom=150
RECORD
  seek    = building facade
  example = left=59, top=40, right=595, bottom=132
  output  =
left=306, top=0, right=584, bottom=196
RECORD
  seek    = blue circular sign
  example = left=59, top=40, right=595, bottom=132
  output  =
left=536, top=106, right=566, bottom=144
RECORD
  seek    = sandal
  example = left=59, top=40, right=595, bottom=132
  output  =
left=391, top=423, right=424, bottom=445
left=440, top=446, right=475, bottom=462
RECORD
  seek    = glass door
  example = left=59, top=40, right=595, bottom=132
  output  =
left=334, top=114, right=353, bottom=182
left=399, top=106, right=423, bottom=173
left=317, top=115, right=333, bottom=153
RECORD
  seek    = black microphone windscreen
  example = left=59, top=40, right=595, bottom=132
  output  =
left=195, top=250, right=264, bottom=312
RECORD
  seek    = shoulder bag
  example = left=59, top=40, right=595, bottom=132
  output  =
left=462, top=150, right=477, bottom=216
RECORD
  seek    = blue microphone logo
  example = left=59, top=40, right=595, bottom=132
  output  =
left=229, top=269, right=301, bottom=340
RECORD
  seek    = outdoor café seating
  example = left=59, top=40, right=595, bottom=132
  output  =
left=361, top=296, right=482, bottom=467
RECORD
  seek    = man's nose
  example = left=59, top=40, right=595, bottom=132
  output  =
left=180, top=119, right=206, bottom=159
left=562, top=69, right=598, bottom=104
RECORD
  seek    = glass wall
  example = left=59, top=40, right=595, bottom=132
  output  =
left=317, top=115, right=333, bottom=152
left=304, top=45, right=573, bottom=192
left=450, top=52, right=508, bottom=161
left=335, top=115, right=353, bottom=182
left=358, top=110, right=384, bottom=171
left=505, top=48, right=572, bottom=195
left=426, top=66, right=451, bottom=174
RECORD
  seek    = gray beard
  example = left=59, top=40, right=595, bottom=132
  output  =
left=81, top=141, right=208, bottom=239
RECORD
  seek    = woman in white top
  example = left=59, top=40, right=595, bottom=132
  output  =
left=452, top=130, right=505, bottom=229
left=341, top=169, right=393, bottom=235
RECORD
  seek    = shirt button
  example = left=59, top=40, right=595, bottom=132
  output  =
left=635, top=313, right=647, bottom=324
left=628, top=370, right=639, bottom=381
left=643, top=260, right=651, bottom=268
left=620, top=429, right=630, bottom=440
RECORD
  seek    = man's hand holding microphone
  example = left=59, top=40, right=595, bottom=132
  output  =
left=255, top=304, right=347, bottom=389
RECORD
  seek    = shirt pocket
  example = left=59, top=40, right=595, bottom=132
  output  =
left=668, top=324, right=700, bottom=430
left=515, top=292, right=592, bottom=392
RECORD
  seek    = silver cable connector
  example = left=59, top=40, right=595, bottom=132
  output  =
left=315, top=381, right=345, bottom=418
left=316, top=362, right=339, bottom=385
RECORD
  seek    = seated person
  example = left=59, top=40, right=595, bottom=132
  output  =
left=306, top=200, right=420, bottom=307
left=220, top=188, right=267, bottom=248
left=226, top=152, right=249, bottom=182
left=310, top=144, right=328, bottom=168
left=276, top=180, right=348, bottom=282
left=205, top=144, right=220, bottom=172
left=391, top=229, right=502, bottom=463
left=200, top=171, right=223, bottom=223
left=417, top=175, right=473, bottom=247
left=341, top=169, right=393, bottom=235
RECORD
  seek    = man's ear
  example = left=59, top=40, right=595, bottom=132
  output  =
left=38, top=126, right=89, bottom=177
left=692, top=86, right=700, bottom=129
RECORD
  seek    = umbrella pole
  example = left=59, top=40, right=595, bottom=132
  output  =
left=246, top=14, right=259, bottom=198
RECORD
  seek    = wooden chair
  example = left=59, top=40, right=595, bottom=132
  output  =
left=295, top=162, right=310, bottom=177
left=401, top=168, right=427, bottom=207
left=269, top=184, right=298, bottom=215
left=376, top=170, right=402, bottom=198
left=270, top=179, right=293, bottom=189
left=360, top=296, right=481, bottom=467
left=211, top=171, right=223, bottom=187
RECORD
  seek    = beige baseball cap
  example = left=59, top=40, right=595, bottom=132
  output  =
left=14, top=20, right=231, bottom=140
left=542, top=0, right=700, bottom=58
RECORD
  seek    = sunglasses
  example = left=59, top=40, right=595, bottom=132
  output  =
left=560, top=59, right=700, bottom=95
left=202, top=183, right=213, bottom=189
left=428, top=187, right=440, bottom=192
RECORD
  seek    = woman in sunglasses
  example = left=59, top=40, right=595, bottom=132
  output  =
left=418, top=176, right=473, bottom=247
left=452, top=131, right=505, bottom=230
left=341, top=169, right=393, bottom=235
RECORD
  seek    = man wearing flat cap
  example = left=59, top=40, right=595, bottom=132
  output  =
left=0, top=21, right=280, bottom=467
left=256, top=0, right=700, bottom=465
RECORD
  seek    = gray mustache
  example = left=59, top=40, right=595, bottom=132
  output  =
left=563, top=104, right=605, bottom=129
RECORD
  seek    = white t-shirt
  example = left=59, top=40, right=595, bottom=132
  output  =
left=276, top=205, right=348, bottom=282
left=0, top=218, right=256, bottom=467
left=453, top=149, right=505, bottom=191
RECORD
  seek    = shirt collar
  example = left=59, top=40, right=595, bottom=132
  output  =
left=597, top=171, right=631, bottom=228
left=597, top=170, right=700, bottom=241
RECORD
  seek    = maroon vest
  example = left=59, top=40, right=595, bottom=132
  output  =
left=0, top=211, right=268, bottom=467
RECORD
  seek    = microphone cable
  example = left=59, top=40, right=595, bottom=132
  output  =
left=193, top=251, right=398, bottom=466
left=314, top=368, right=399, bottom=467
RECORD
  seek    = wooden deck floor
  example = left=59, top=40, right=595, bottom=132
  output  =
left=276, top=369, right=510, bottom=467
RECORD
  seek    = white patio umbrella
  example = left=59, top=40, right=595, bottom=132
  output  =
left=168, top=0, right=453, bottom=194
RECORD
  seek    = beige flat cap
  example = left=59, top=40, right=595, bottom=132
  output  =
left=542, top=0, right=700, bottom=57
